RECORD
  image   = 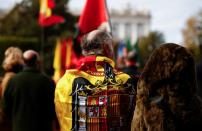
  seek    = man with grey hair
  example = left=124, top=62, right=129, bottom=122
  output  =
left=55, top=30, right=136, bottom=131
left=81, top=29, right=114, bottom=59
left=3, top=50, right=57, bottom=131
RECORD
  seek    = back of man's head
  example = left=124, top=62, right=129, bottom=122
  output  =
left=23, top=50, right=40, bottom=68
left=81, top=30, right=114, bottom=59
left=126, top=51, right=137, bottom=62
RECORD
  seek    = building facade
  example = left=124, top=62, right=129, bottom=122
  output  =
left=110, top=8, right=151, bottom=44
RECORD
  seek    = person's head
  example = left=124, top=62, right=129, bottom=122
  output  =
left=2, top=47, right=24, bottom=72
left=141, top=43, right=196, bottom=97
left=132, top=43, right=199, bottom=131
left=81, top=30, right=114, bottom=59
left=125, top=51, right=137, bottom=66
left=23, top=50, right=40, bottom=68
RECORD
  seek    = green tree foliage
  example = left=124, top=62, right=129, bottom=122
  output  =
left=0, top=3, right=39, bottom=36
left=186, top=43, right=201, bottom=62
left=182, top=10, right=202, bottom=62
left=138, top=31, right=165, bottom=65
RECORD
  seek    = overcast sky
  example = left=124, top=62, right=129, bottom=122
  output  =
left=1, top=0, right=202, bottom=43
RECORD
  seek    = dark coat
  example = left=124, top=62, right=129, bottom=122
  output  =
left=122, top=65, right=140, bottom=96
left=3, top=67, right=56, bottom=131
left=122, top=65, right=140, bottom=77
left=197, top=61, right=202, bottom=98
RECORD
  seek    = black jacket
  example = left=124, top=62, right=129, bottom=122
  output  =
left=3, top=67, right=56, bottom=131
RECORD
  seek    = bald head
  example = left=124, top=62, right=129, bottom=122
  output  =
left=23, top=50, right=40, bottom=67
left=81, top=30, right=114, bottom=59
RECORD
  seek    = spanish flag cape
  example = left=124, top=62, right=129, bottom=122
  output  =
left=55, top=56, right=135, bottom=131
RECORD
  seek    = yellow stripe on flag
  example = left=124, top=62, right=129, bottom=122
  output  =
left=65, top=39, right=73, bottom=68
left=53, top=39, right=62, bottom=82
left=40, top=0, right=51, bottom=17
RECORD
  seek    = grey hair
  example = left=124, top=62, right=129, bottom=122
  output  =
left=81, top=30, right=113, bottom=56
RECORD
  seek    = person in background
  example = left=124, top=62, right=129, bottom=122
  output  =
left=131, top=43, right=202, bottom=131
left=196, top=58, right=202, bottom=98
left=55, top=30, right=136, bottom=131
left=3, top=50, right=57, bottom=131
left=1, top=47, right=24, bottom=98
left=0, top=47, right=24, bottom=131
left=122, top=50, right=140, bottom=83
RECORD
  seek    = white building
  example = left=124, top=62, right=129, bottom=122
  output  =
left=110, top=8, right=151, bottom=44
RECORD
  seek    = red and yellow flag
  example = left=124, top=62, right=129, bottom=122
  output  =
left=53, top=39, right=79, bottom=82
left=38, top=0, right=64, bottom=27
left=76, top=0, right=111, bottom=44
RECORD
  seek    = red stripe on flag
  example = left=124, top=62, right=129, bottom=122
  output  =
left=39, top=14, right=64, bottom=27
left=78, top=0, right=109, bottom=34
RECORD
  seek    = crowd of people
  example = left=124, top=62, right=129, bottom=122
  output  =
left=0, top=29, right=202, bottom=131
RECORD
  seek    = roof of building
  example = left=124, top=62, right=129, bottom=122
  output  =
left=70, top=7, right=151, bottom=19
left=110, top=8, right=151, bottom=19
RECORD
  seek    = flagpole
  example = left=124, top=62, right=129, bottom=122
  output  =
left=104, top=0, right=113, bottom=36
left=40, top=26, right=45, bottom=72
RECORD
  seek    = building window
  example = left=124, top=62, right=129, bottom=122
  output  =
left=125, top=23, right=132, bottom=38
left=112, top=22, right=119, bottom=38
left=137, top=23, right=144, bottom=37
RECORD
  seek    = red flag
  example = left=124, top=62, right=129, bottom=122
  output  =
left=78, top=0, right=111, bottom=36
left=38, top=0, right=65, bottom=27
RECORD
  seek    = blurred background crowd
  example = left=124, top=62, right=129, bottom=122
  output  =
left=0, top=0, right=202, bottom=130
